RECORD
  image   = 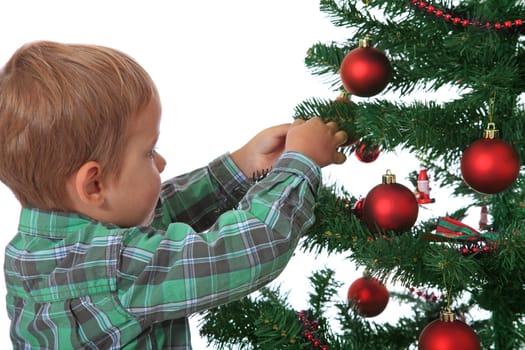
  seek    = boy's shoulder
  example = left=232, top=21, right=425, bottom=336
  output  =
left=5, top=208, right=128, bottom=301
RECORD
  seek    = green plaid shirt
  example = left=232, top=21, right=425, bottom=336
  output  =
left=4, top=152, right=320, bottom=349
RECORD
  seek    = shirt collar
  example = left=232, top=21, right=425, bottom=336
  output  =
left=18, top=207, right=117, bottom=239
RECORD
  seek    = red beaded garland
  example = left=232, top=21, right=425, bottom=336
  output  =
left=298, top=310, right=330, bottom=349
left=409, top=0, right=524, bottom=32
left=410, top=287, right=447, bottom=303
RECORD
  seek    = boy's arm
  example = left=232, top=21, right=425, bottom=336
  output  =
left=152, top=153, right=251, bottom=232
left=153, top=122, right=292, bottom=232
left=118, top=151, right=320, bottom=320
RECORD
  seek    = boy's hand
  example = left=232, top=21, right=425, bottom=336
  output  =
left=285, top=117, right=348, bottom=168
left=231, top=118, right=347, bottom=179
left=231, top=123, right=291, bottom=179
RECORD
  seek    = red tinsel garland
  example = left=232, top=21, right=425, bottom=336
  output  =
left=409, top=0, right=524, bottom=32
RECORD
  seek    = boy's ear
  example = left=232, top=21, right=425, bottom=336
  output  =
left=71, top=161, right=106, bottom=206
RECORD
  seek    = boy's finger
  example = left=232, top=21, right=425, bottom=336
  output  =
left=326, top=121, right=338, bottom=132
left=268, top=123, right=292, bottom=136
left=335, top=130, right=348, bottom=146
left=333, top=151, right=347, bottom=165
left=291, top=118, right=306, bottom=127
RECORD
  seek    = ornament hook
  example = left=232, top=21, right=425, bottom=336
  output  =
left=382, top=169, right=396, bottom=184
left=483, top=122, right=498, bottom=139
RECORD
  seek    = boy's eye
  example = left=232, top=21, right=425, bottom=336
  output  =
left=147, top=147, right=158, bottom=158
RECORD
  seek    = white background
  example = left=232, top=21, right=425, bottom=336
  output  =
left=0, top=1, right=469, bottom=348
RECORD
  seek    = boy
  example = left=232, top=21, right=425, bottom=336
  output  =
left=0, top=41, right=347, bottom=349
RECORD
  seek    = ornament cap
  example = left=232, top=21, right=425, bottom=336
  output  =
left=359, top=36, right=372, bottom=48
left=440, top=309, right=456, bottom=322
left=483, top=122, right=499, bottom=139
left=382, top=169, right=396, bottom=184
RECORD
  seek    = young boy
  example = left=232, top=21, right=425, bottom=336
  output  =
left=0, top=41, right=347, bottom=349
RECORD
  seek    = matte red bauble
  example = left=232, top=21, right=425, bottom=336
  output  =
left=347, top=276, right=389, bottom=317
left=363, top=170, right=419, bottom=233
left=460, top=124, right=520, bottom=194
left=340, top=38, right=392, bottom=97
left=419, top=311, right=480, bottom=350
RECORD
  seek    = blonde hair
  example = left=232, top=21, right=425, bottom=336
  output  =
left=0, top=41, right=158, bottom=210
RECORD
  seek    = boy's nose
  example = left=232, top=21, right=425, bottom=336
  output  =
left=155, top=153, right=166, bottom=173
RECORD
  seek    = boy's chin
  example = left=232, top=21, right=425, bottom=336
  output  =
left=140, top=211, right=155, bottom=226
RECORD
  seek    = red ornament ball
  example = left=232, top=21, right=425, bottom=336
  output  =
left=347, top=277, right=389, bottom=317
left=355, top=142, right=380, bottom=163
left=363, top=172, right=419, bottom=233
left=419, top=313, right=480, bottom=350
left=353, top=197, right=365, bottom=220
left=460, top=137, right=520, bottom=194
left=340, top=45, right=392, bottom=97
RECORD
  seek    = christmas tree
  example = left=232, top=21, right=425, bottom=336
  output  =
left=199, top=1, right=524, bottom=349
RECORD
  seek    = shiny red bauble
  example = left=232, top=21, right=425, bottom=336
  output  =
left=340, top=39, right=392, bottom=97
left=363, top=170, right=419, bottom=233
left=460, top=137, right=520, bottom=194
left=355, top=142, right=380, bottom=163
left=419, top=312, right=480, bottom=350
left=347, top=277, right=389, bottom=317
left=352, top=197, right=365, bottom=220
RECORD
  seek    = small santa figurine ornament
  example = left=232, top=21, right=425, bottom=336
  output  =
left=479, top=206, right=488, bottom=230
left=416, top=164, right=434, bottom=204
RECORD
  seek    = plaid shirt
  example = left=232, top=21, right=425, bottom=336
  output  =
left=4, top=152, right=320, bottom=349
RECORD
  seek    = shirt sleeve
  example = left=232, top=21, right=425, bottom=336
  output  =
left=152, top=153, right=251, bottom=232
left=117, top=151, right=321, bottom=322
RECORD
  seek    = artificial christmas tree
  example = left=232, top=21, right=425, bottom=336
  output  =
left=199, top=0, right=524, bottom=348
